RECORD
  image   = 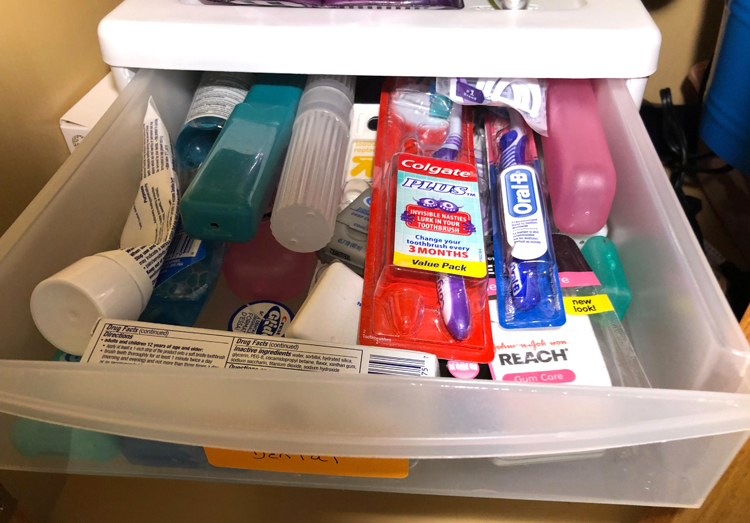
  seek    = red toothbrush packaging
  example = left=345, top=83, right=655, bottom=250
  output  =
left=359, top=78, right=494, bottom=363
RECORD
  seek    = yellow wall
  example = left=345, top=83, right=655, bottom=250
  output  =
left=0, top=0, right=122, bottom=235
left=644, top=0, right=726, bottom=103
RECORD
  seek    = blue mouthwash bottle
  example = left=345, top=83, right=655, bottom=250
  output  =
left=175, top=72, right=254, bottom=172
left=139, top=219, right=226, bottom=327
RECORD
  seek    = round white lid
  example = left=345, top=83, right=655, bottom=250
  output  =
left=271, top=205, right=335, bottom=253
left=30, top=254, right=147, bottom=355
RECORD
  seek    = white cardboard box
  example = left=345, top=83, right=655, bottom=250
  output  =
left=59, top=72, right=119, bottom=152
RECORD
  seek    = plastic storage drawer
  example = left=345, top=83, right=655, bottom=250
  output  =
left=0, top=69, right=749, bottom=508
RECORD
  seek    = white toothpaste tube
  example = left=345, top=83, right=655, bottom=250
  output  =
left=31, top=98, right=179, bottom=355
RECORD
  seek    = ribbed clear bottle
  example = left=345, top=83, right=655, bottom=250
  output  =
left=271, top=75, right=355, bottom=252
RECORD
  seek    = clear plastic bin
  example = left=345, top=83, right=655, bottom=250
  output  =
left=0, top=69, right=749, bottom=507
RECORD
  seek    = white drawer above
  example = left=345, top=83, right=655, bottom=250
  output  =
left=98, top=0, right=661, bottom=79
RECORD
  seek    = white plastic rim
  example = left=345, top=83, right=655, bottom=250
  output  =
left=2, top=71, right=749, bottom=468
left=98, top=0, right=661, bottom=79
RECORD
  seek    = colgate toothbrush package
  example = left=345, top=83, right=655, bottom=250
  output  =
left=359, top=79, right=494, bottom=363
left=486, top=109, right=565, bottom=329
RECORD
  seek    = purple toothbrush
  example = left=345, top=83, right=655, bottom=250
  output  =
left=433, top=104, right=471, bottom=340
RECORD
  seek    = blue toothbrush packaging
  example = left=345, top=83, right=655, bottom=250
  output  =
left=486, top=109, right=565, bottom=329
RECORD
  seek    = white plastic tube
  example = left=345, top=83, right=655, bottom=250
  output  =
left=31, top=98, right=179, bottom=355
left=271, top=76, right=355, bottom=252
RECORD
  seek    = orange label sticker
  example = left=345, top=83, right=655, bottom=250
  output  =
left=204, top=448, right=409, bottom=479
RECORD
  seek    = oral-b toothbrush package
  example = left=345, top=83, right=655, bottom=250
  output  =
left=436, top=78, right=548, bottom=136
left=359, top=78, right=494, bottom=363
left=486, top=109, right=565, bottom=329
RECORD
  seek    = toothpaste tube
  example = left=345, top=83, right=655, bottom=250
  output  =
left=436, top=77, right=548, bottom=136
left=31, top=98, right=179, bottom=355
left=488, top=109, right=565, bottom=329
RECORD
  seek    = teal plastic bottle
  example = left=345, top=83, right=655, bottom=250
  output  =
left=11, top=351, right=121, bottom=462
left=180, top=74, right=307, bottom=243
left=581, top=236, right=632, bottom=320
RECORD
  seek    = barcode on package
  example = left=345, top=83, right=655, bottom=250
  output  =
left=165, top=230, right=201, bottom=260
left=82, top=320, right=438, bottom=378
left=367, top=354, right=433, bottom=377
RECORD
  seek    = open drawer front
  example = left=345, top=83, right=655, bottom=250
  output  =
left=0, top=69, right=749, bottom=507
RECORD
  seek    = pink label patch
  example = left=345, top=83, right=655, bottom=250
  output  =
left=558, top=272, right=600, bottom=288
left=488, top=278, right=497, bottom=297
left=447, top=360, right=480, bottom=379
left=502, top=369, right=576, bottom=384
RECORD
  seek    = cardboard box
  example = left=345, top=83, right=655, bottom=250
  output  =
left=59, top=72, right=119, bottom=152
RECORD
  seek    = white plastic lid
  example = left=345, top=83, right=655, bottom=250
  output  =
left=30, top=253, right=151, bottom=355
left=271, top=204, right=335, bottom=253
left=305, top=75, right=356, bottom=103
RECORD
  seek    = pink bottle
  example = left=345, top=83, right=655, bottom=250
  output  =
left=223, top=219, right=317, bottom=302
left=541, top=79, right=616, bottom=235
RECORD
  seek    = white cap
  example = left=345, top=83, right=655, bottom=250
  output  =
left=305, top=75, right=356, bottom=103
left=30, top=251, right=153, bottom=355
left=340, top=179, right=371, bottom=212
left=271, top=204, right=336, bottom=253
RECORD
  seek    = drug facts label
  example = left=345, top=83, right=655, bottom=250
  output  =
left=83, top=320, right=438, bottom=377
left=392, top=153, right=486, bottom=278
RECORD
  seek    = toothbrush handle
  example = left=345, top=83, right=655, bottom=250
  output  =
left=432, top=104, right=472, bottom=340
left=499, top=110, right=541, bottom=311
left=437, top=273, right=471, bottom=340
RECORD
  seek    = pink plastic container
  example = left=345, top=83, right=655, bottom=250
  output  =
left=541, top=79, right=616, bottom=235
left=223, top=219, right=317, bottom=302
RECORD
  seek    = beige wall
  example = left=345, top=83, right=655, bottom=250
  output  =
left=0, top=0, right=122, bottom=235
left=644, top=0, right=726, bottom=103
